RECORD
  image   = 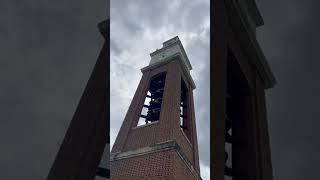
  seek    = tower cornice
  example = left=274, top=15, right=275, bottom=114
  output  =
left=226, top=0, right=276, bottom=89
left=142, top=36, right=196, bottom=89
left=150, top=36, right=192, bottom=70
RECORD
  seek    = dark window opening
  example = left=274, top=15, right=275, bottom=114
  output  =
left=138, top=72, right=166, bottom=126
left=180, top=78, right=191, bottom=141
left=224, top=49, right=251, bottom=180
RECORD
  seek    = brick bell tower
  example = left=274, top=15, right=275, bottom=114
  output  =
left=110, top=36, right=202, bottom=180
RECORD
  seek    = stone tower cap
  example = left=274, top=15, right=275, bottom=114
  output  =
left=149, top=36, right=193, bottom=71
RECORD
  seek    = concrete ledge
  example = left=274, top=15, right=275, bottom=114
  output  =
left=110, top=140, right=178, bottom=161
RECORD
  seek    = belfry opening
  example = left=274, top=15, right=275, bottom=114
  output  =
left=139, top=72, right=166, bottom=125
left=224, top=49, right=251, bottom=179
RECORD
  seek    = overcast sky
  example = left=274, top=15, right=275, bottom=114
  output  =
left=110, top=0, right=210, bottom=179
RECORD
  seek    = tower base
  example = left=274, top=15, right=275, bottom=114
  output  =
left=110, top=141, right=202, bottom=180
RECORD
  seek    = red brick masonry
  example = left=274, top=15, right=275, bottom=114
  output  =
left=110, top=140, right=201, bottom=180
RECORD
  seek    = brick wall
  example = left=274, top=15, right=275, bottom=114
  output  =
left=111, top=150, right=175, bottom=179
left=111, top=149, right=199, bottom=180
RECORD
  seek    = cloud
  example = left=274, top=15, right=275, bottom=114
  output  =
left=200, top=161, right=211, bottom=180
